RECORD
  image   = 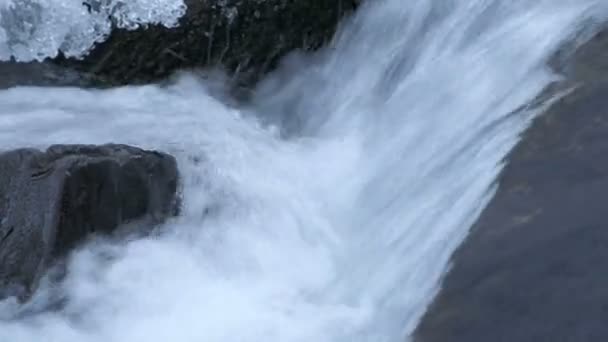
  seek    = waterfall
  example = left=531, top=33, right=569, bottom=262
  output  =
left=1, top=0, right=607, bottom=341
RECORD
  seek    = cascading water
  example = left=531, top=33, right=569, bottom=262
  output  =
left=1, top=0, right=607, bottom=341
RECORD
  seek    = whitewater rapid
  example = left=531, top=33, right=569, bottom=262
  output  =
left=1, top=0, right=607, bottom=341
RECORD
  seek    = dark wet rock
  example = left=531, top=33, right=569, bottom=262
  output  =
left=0, top=144, right=179, bottom=300
left=414, top=29, right=608, bottom=342
left=54, top=0, right=361, bottom=87
left=563, top=30, right=608, bottom=86
left=0, top=61, right=102, bottom=89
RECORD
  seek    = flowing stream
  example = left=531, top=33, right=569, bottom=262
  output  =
left=1, top=0, right=607, bottom=341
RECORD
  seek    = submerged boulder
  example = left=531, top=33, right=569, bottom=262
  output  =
left=54, top=0, right=361, bottom=86
left=0, top=144, right=179, bottom=300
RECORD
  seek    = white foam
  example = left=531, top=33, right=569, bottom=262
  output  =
left=0, top=0, right=185, bottom=61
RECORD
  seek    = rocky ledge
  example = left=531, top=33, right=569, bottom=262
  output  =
left=414, top=30, right=608, bottom=342
left=0, top=145, right=179, bottom=301
left=54, top=0, right=361, bottom=87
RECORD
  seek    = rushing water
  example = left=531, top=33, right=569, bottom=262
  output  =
left=0, top=1, right=607, bottom=341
